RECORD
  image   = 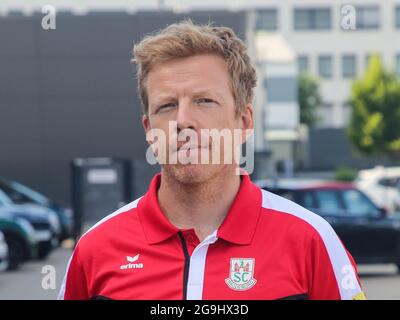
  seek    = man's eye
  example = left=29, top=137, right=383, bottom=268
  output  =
left=196, top=98, right=214, bottom=104
left=158, top=103, right=176, bottom=111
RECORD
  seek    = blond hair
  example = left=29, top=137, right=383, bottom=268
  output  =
left=132, top=20, right=257, bottom=115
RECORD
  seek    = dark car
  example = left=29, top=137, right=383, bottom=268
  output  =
left=258, top=181, right=400, bottom=272
left=0, top=191, right=59, bottom=260
left=0, top=209, right=38, bottom=270
left=0, top=179, right=73, bottom=241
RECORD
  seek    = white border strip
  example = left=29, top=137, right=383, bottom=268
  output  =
left=187, top=230, right=218, bottom=300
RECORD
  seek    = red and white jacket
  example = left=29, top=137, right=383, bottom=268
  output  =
left=59, top=173, right=365, bottom=300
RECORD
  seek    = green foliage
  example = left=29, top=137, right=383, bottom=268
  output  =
left=347, top=54, right=400, bottom=158
left=334, top=166, right=358, bottom=182
left=298, top=73, right=322, bottom=127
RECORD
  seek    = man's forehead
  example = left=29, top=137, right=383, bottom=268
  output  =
left=152, top=54, right=227, bottom=71
left=147, top=55, right=229, bottom=81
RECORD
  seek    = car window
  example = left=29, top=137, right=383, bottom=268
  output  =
left=314, top=190, right=342, bottom=213
left=297, top=191, right=315, bottom=209
left=341, top=189, right=380, bottom=217
left=378, top=177, right=399, bottom=188
left=0, top=184, right=33, bottom=204
left=0, top=189, right=13, bottom=206
left=10, top=181, right=49, bottom=205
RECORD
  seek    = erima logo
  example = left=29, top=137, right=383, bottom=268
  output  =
left=120, top=254, right=144, bottom=270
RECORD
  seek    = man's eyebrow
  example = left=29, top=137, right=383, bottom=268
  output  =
left=151, top=94, right=177, bottom=105
left=152, top=90, right=225, bottom=103
left=192, top=89, right=225, bottom=100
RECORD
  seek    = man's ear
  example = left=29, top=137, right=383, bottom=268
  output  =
left=240, top=104, right=254, bottom=144
left=143, top=114, right=156, bottom=148
left=142, top=114, right=151, bottom=135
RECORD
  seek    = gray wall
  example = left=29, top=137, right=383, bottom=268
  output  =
left=0, top=10, right=247, bottom=205
left=308, top=128, right=399, bottom=171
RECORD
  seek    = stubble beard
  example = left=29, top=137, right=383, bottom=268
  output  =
left=162, top=162, right=234, bottom=188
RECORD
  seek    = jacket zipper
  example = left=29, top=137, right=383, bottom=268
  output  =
left=178, top=232, right=190, bottom=300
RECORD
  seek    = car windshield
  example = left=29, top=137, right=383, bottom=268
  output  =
left=301, top=192, right=315, bottom=209
left=314, top=190, right=342, bottom=213
left=0, top=181, right=50, bottom=206
left=341, top=189, right=380, bottom=217
left=0, top=189, right=13, bottom=206
left=378, top=177, right=400, bottom=188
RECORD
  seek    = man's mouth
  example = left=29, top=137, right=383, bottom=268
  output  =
left=175, top=143, right=208, bottom=153
left=173, top=143, right=210, bottom=162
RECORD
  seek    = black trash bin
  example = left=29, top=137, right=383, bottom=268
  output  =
left=71, top=157, right=132, bottom=241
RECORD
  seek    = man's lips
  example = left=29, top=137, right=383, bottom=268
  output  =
left=173, top=143, right=209, bottom=152
left=175, top=146, right=209, bottom=161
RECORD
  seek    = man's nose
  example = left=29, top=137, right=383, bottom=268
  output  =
left=176, top=99, right=196, bottom=131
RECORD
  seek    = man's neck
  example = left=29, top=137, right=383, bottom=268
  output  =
left=157, top=167, right=241, bottom=242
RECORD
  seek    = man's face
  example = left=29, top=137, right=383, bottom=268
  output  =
left=143, top=54, right=253, bottom=184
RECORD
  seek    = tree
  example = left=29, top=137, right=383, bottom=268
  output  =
left=298, top=73, right=322, bottom=127
left=347, top=54, right=400, bottom=158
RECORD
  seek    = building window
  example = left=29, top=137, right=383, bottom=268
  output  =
left=263, top=77, right=297, bottom=103
left=294, top=8, right=331, bottom=30
left=395, top=6, right=400, bottom=28
left=256, top=9, right=278, bottom=31
left=342, top=55, right=357, bottom=78
left=298, top=55, right=309, bottom=74
left=318, top=55, right=333, bottom=78
left=396, top=54, right=400, bottom=76
left=355, top=6, right=380, bottom=29
left=316, top=103, right=334, bottom=128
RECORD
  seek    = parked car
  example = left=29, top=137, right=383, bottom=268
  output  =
left=0, top=231, right=9, bottom=271
left=258, top=181, right=400, bottom=272
left=0, top=191, right=59, bottom=260
left=0, top=179, right=73, bottom=241
left=356, top=166, right=400, bottom=213
left=0, top=210, right=38, bottom=270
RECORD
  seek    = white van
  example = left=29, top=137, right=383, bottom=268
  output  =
left=356, top=166, right=400, bottom=213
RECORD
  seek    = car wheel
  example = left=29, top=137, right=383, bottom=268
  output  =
left=5, top=235, right=25, bottom=271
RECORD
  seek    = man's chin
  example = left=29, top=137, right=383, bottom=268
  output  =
left=163, top=163, right=218, bottom=185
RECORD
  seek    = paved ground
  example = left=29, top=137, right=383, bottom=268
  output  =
left=0, top=247, right=71, bottom=300
left=358, top=264, right=400, bottom=300
left=0, top=246, right=399, bottom=300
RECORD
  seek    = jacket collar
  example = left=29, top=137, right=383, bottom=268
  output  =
left=137, top=171, right=262, bottom=245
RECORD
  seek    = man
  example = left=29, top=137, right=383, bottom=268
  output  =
left=58, top=21, right=366, bottom=300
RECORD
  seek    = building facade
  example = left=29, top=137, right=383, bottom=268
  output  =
left=250, top=0, right=400, bottom=128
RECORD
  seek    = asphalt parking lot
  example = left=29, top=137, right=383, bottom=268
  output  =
left=0, top=247, right=71, bottom=300
left=0, top=247, right=399, bottom=300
